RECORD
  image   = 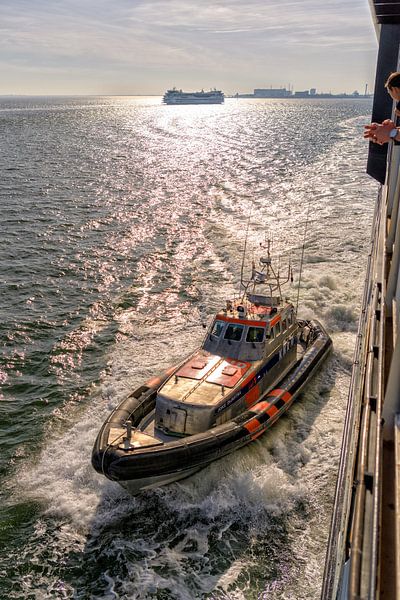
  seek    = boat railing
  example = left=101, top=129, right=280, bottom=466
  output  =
left=246, top=293, right=280, bottom=307
left=321, top=109, right=400, bottom=597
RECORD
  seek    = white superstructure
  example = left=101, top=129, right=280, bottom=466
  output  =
left=163, top=88, right=224, bottom=105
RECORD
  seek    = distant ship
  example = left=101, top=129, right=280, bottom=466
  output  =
left=163, top=88, right=224, bottom=105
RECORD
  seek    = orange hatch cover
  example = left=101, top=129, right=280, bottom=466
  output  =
left=207, top=359, right=251, bottom=388
left=175, top=353, right=219, bottom=380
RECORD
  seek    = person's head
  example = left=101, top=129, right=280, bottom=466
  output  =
left=385, top=72, right=400, bottom=101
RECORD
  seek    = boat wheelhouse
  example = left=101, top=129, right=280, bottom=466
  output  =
left=156, top=294, right=298, bottom=437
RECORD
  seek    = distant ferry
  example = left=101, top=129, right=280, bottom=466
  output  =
left=163, top=88, right=224, bottom=105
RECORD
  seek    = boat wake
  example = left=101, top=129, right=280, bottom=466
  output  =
left=8, top=355, right=337, bottom=599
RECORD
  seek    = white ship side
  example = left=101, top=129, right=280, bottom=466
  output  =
left=163, top=88, right=224, bottom=105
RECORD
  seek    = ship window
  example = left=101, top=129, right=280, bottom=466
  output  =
left=276, top=322, right=281, bottom=335
left=282, top=319, right=287, bottom=332
left=211, top=320, right=224, bottom=338
left=288, top=313, right=293, bottom=325
left=266, top=327, right=274, bottom=340
left=246, top=327, right=264, bottom=343
left=224, top=324, right=244, bottom=342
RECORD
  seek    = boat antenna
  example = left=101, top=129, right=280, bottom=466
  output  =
left=295, top=200, right=312, bottom=315
left=239, top=205, right=252, bottom=295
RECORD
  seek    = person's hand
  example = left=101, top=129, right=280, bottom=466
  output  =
left=364, top=122, right=379, bottom=141
left=364, top=120, right=396, bottom=144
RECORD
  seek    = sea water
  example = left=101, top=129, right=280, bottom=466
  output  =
left=0, top=96, right=377, bottom=599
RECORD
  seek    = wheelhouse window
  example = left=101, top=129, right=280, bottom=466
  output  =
left=211, top=320, right=225, bottom=338
left=246, top=327, right=264, bottom=343
left=282, top=319, right=287, bottom=332
left=224, top=323, right=244, bottom=342
left=276, top=322, right=281, bottom=335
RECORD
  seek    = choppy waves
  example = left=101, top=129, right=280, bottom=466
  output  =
left=0, top=97, right=377, bottom=599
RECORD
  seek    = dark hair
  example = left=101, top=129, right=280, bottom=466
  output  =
left=385, top=72, right=400, bottom=89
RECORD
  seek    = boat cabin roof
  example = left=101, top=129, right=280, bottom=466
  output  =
left=222, top=296, right=293, bottom=326
left=201, top=298, right=295, bottom=362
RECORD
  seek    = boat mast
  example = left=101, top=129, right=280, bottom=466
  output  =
left=295, top=201, right=311, bottom=315
left=239, top=209, right=252, bottom=297
left=241, top=237, right=292, bottom=303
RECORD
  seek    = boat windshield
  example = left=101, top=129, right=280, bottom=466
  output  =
left=211, top=320, right=225, bottom=338
left=246, top=327, right=264, bottom=343
left=224, top=323, right=244, bottom=342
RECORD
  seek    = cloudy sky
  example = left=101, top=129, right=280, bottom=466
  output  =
left=0, top=0, right=377, bottom=95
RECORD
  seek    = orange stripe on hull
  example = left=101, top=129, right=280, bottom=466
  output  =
left=245, top=384, right=260, bottom=407
left=267, top=405, right=279, bottom=417
left=244, top=418, right=261, bottom=434
left=268, top=388, right=292, bottom=403
left=283, top=391, right=293, bottom=403
left=165, top=365, right=178, bottom=376
left=252, top=400, right=271, bottom=413
left=146, top=376, right=162, bottom=388
left=242, top=372, right=256, bottom=387
left=146, top=364, right=179, bottom=389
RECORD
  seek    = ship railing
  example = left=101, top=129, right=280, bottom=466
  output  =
left=321, top=131, right=400, bottom=597
left=320, top=185, right=383, bottom=599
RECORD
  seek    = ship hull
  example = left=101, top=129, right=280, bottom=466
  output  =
left=164, top=98, right=224, bottom=105
left=119, top=466, right=201, bottom=495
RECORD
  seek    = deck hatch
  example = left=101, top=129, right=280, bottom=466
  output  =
left=222, top=366, right=237, bottom=376
left=176, top=353, right=219, bottom=380
left=191, top=360, right=207, bottom=370
left=207, top=359, right=251, bottom=387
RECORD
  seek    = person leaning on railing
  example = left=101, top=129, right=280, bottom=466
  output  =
left=364, top=71, right=400, bottom=145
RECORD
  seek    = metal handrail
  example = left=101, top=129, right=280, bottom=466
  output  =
left=370, top=294, right=384, bottom=599
left=348, top=280, right=383, bottom=599
left=348, top=285, right=378, bottom=597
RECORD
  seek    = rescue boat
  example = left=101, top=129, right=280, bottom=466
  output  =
left=92, top=242, right=332, bottom=494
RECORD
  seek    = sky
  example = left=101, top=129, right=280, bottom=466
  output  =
left=0, top=0, right=378, bottom=95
